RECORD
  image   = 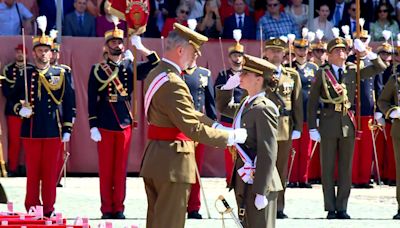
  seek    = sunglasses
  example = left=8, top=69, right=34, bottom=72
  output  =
left=379, top=9, right=388, bottom=13
left=350, top=8, right=356, bottom=11
left=180, top=10, right=189, bottom=15
left=267, top=3, right=279, bottom=7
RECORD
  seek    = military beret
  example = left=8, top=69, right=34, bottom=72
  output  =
left=327, top=37, right=348, bottom=53
left=243, top=54, right=277, bottom=78
left=265, top=38, right=287, bottom=50
left=173, top=23, right=208, bottom=55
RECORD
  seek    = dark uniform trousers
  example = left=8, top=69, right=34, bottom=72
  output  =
left=88, top=53, right=159, bottom=214
left=276, top=140, right=292, bottom=211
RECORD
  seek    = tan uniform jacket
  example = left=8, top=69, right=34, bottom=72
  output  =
left=308, top=58, right=387, bottom=138
left=265, top=66, right=303, bottom=141
left=216, top=88, right=283, bottom=194
left=140, top=61, right=229, bottom=184
left=378, top=75, right=400, bottom=137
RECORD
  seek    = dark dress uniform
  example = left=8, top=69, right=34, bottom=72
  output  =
left=12, top=61, right=75, bottom=215
left=214, top=69, right=245, bottom=185
left=88, top=51, right=159, bottom=216
left=183, top=66, right=217, bottom=216
left=1, top=62, right=34, bottom=174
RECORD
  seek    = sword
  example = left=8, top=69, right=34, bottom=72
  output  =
left=57, top=143, right=70, bottom=185
left=309, top=141, right=319, bottom=161
left=194, top=162, right=211, bottom=219
left=286, top=147, right=296, bottom=185
left=368, top=119, right=382, bottom=186
left=215, top=195, right=243, bottom=228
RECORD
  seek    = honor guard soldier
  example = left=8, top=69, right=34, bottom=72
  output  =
left=377, top=63, right=400, bottom=220
left=182, top=52, right=217, bottom=219
left=11, top=16, right=76, bottom=217
left=216, top=54, right=283, bottom=228
left=1, top=44, right=34, bottom=176
left=307, top=36, right=387, bottom=219
left=140, top=23, right=247, bottom=228
left=87, top=18, right=160, bottom=219
left=263, top=37, right=303, bottom=219
left=288, top=30, right=319, bottom=189
left=310, top=30, right=328, bottom=67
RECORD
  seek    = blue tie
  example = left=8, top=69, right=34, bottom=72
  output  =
left=351, top=21, right=356, bottom=33
left=238, top=16, right=243, bottom=28
left=334, top=5, right=342, bottom=26
left=79, top=15, right=84, bottom=28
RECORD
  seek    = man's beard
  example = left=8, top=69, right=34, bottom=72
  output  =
left=232, top=60, right=241, bottom=67
left=108, top=46, right=123, bottom=56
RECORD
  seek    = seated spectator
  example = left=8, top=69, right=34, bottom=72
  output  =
left=309, top=3, right=334, bottom=41
left=186, top=0, right=206, bottom=19
left=370, top=3, right=399, bottom=41
left=161, top=3, right=190, bottom=37
left=257, top=0, right=299, bottom=40
left=0, top=0, right=33, bottom=35
left=219, top=0, right=249, bottom=24
left=253, top=0, right=267, bottom=23
left=63, top=0, right=96, bottom=37
left=197, top=0, right=223, bottom=38
left=143, top=0, right=167, bottom=38
left=222, top=0, right=256, bottom=40
left=96, top=0, right=127, bottom=37
left=285, top=0, right=308, bottom=33
left=38, top=0, right=74, bottom=34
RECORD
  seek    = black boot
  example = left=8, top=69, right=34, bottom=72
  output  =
left=187, top=211, right=202, bottom=219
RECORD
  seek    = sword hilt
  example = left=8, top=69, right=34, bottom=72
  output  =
left=218, top=195, right=231, bottom=209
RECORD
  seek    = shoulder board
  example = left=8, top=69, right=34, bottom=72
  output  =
left=52, top=66, right=66, bottom=73
left=60, top=64, right=71, bottom=71
left=285, top=67, right=299, bottom=75
left=346, top=62, right=356, bottom=69
left=308, top=62, right=319, bottom=69
left=4, top=62, right=13, bottom=70
left=198, top=67, right=211, bottom=76
left=320, top=63, right=330, bottom=70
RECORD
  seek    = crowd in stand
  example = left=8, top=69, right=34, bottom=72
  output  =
left=1, top=0, right=400, bottom=40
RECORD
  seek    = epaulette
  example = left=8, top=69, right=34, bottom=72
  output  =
left=346, top=62, right=357, bottom=70
left=285, top=67, right=299, bottom=76
left=60, top=64, right=71, bottom=72
left=198, top=67, right=211, bottom=76
left=308, top=62, right=319, bottom=69
left=52, top=65, right=66, bottom=73
left=2, top=63, right=12, bottom=75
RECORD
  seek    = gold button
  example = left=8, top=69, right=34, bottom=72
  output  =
left=30, top=91, right=34, bottom=94
left=48, top=112, right=51, bottom=115
left=48, top=105, right=51, bottom=108
left=48, top=99, right=51, bottom=102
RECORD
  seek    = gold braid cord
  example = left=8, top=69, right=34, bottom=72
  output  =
left=38, top=69, right=65, bottom=105
left=320, top=69, right=351, bottom=115
left=94, top=63, right=119, bottom=91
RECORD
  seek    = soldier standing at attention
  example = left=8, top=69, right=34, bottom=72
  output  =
left=307, top=37, right=387, bottom=219
left=87, top=20, right=160, bottom=219
left=216, top=54, right=283, bottom=228
left=11, top=16, right=76, bottom=217
left=140, top=23, right=247, bottom=228
left=263, top=37, right=303, bottom=219
left=1, top=44, right=33, bottom=177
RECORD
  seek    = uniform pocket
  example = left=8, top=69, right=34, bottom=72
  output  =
left=174, top=140, right=195, bottom=153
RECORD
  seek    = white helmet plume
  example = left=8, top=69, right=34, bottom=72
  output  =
left=233, top=29, right=242, bottom=43
left=187, top=19, right=197, bottom=31
left=36, top=16, right=47, bottom=35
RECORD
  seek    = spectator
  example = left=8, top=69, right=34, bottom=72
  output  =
left=161, top=3, right=190, bottom=37
left=185, top=0, right=206, bottom=19
left=96, top=0, right=127, bottom=37
left=63, top=0, right=96, bottom=37
left=143, top=0, right=167, bottom=38
left=309, top=3, right=334, bottom=41
left=219, top=0, right=249, bottom=24
left=0, top=0, right=33, bottom=35
left=197, top=0, right=223, bottom=38
left=253, top=0, right=267, bottom=22
left=338, top=1, right=367, bottom=37
left=222, top=0, right=256, bottom=40
left=370, top=3, right=399, bottom=41
left=328, top=0, right=349, bottom=27
left=257, top=0, right=299, bottom=40
left=38, top=0, right=74, bottom=34
left=363, top=0, right=394, bottom=25
left=285, top=0, right=308, bottom=33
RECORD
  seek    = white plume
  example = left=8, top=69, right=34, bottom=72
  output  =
left=332, top=27, right=340, bottom=38
left=382, top=30, right=391, bottom=41
left=287, top=33, right=296, bottom=43
left=397, top=33, right=400, bottom=41
left=36, top=16, right=47, bottom=34
left=279, top=36, right=288, bottom=43
left=233, top=29, right=242, bottom=42
left=49, top=29, right=58, bottom=40
left=302, top=27, right=309, bottom=39
left=365, top=35, right=371, bottom=46
left=187, top=19, right=197, bottom=31
left=359, top=18, right=365, bottom=29
left=341, top=25, right=350, bottom=36
left=110, top=15, right=119, bottom=27
left=307, top=31, right=315, bottom=43
left=316, top=29, right=324, bottom=41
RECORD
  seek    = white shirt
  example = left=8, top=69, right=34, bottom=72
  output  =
left=235, top=13, right=245, bottom=27
left=276, top=65, right=283, bottom=78
left=162, top=58, right=181, bottom=73
left=331, top=64, right=345, bottom=80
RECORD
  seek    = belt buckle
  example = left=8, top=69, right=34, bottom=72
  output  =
left=239, top=208, right=246, bottom=217
left=109, top=94, right=118, bottom=102
left=335, top=103, right=342, bottom=112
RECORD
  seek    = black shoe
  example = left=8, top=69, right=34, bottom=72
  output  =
left=309, top=179, right=321, bottom=184
left=276, top=211, right=288, bottom=219
left=101, top=213, right=113, bottom=219
left=57, top=183, right=63, bottom=188
left=7, top=171, right=18, bottom=177
left=358, top=183, right=373, bottom=189
left=187, top=211, right=202, bottom=219
left=393, top=210, right=400, bottom=219
left=298, top=182, right=312, bottom=188
left=388, top=180, right=396, bottom=186
left=326, top=211, right=336, bottom=219
left=44, top=211, right=53, bottom=218
left=336, top=211, right=351, bottom=219
left=287, top=182, right=298, bottom=188
left=113, top=211, right=125, bottom=219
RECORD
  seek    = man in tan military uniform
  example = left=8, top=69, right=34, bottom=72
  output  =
left=378, top=71, right=400, bottom=220
left=263, top=38, right=303, bottom=219
left=307, top=37, right=387, bottom=219
left=140, top=23, right=248, bottom=228
left=216, top=54, right=283, bottom=228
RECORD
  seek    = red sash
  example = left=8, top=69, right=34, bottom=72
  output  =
left=147, top=124, right=191, bottom=141
left=324, top=69, right=357, bottom=129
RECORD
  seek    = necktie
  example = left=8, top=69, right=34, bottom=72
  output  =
left=334, top=4, right=342, bottom=26
left=238, top=16, right=243, bottom=28
left=351, top=21, right=356, bottom=33
left=79, top=15, right=84, bottom=28
left=338, top=68, right=344, bottom=83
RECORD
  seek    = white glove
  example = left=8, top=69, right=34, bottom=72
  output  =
left=309, top=128, right=321, bottom=142
left=212, top=122, right=233, bottom=131
left=221, top=73, right=240, bottom=90
left=19, top=106, right=32, bottom=118
left=90, top=127, right=102, bottom=142
left=389, top=109, right=400, bottom=119
left=254, top=194, right=268, bottom=210
left=366, top=51, right=378, bottom=60
left=354, top=39, right=366, bottom=53
left=227, top=128, right=247, bottom=146
left=124, top=50, right=133, bottom=61
left=130, top=35, right=145, bottom=50
left=316, top=118, right=320, bottom=127
left=291, top=130, right=301, bottom=140
left=374, top=112, right=385, bottom=126
left=62, top=133, right=71, bottom=142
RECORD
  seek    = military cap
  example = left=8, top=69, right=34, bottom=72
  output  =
left=243, top=54, right=277, bottom=77
left=293, top=39, right=309, bottom=48
left=311, top=41, right=327, bottom=51
left=352, top=29, right=369, bottom=39
left=15, top=44, right=28, bottom=53
left=228, top=42, right=244, bottom=55
left=105, top=27, right=124, bottom=42
left=265, top=38, right=288, bottom=50
left=327, top=37, right=348, bottom=53
left=51, top=43, right=61, bottom=52
left=33, top=16, right=54, bottom=49
left=376, top=42, right=393, bottom=54
left=173, top=23, right=208, bottom=55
